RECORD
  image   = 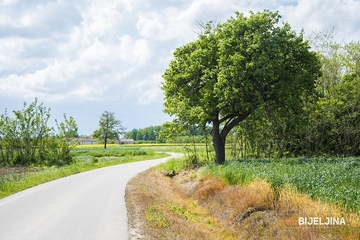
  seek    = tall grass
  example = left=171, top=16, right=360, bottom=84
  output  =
left=199, top=157, right=360, bottom=215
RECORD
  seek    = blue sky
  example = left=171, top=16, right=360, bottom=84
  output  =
left=1, top=0, right=360, bottom=135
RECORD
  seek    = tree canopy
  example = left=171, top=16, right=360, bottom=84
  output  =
left=92, top=111, right=125, bottom=149
left=162, top=10, right=322, bottom=164
left=224, top=29, right=360, bottom=159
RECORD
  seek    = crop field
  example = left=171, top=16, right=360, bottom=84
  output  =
left=200, top=157, right=360, bottom=215
left=72, top=145, right=152, bottom=159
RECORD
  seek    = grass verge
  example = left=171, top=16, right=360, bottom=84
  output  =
left=0, top=151, right=169, bottom=199
left=126, top=156, right=360, bottom=239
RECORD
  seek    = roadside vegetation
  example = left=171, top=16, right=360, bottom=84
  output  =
left=158, top=148, right=360, bottom=215
left=0, top=145, right=169, bottom=199
left=0, top=99, right=169, bottom=199
left=200, top=157, right=360, bottom=215
left=124, top=12, right=360, bottom=238
left=127, top=148, right=360, bottom=239
left=0, top=98, right=77, bottom=166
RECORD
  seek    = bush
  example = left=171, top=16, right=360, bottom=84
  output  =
left=0, top=99, right=77, bottom=166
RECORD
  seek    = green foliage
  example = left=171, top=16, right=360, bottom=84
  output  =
left=299, top=31, right=360, bottom=157
left=228, top=101, right=311, bottom=158
left=303, top=73, right=360, bottom=156
left=125, top=123, right=212, bottom=145
left=145, top=205, right=170, bottom=228
left=225, top=32, right=360, bottom=158
left=168, top=203, right=197, bottom=222
left=0, top=99, right=77, bottom=166
left=162, top=10, right=321, bottom=164
left=200, top=157, right=360, bottom=215
left=158, top=121, right=211, bottom=145
left=308, top=26, right=343, bottom=94
left=0, top=146, right=166, bottom=199
left=125, top=125, right=162, bottom=142
left=92, top=111, right=125, bottom=149
left=71, top=146, right=151, bottom=159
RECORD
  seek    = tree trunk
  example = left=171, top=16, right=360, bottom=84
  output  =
left=211, top=111, right=254, bottom=164
left=212, top=120, right=226, bottom=165
left=104, top=137, right=107, bottom=149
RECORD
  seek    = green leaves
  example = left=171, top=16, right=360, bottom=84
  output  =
left=163, top=10, right=320, bottom=123
left=162, top=10, right=321, bottom=164
left=0, top=99, right=77, bottom=166
left=304, top=73, right=360, bottom=156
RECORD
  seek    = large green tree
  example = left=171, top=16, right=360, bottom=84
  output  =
left=162, top=10, right=321, bottom=164
left=92, top=111, right=125, bottom=149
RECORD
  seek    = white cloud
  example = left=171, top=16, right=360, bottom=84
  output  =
left=68, top=82, right=108, bottom=101
left=0, top=0, right=359, bottom=133
left=118, top=35, right=150, bottom=65
left=279, top=0, right=360, bottom=41
left=80, top=1, right=124, bottom=38
left=136, top=0, right=241, bottom=42
left=0, top=0, right=18, bottom=6
left=130, top=73, right=163, bottom=105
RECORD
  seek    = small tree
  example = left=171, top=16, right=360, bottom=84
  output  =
left=92, top=111, right=125, bottom=149
left=50, top=114, right=79, bottom=165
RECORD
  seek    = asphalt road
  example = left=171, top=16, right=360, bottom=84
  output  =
left=0, top=153, right=182, bottom=240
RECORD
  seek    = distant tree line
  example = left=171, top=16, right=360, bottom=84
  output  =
left=125, top=125, right=161, bottom=143
left=125, top=125, right=212, bottom=144
left=0, top=99, right=78, bottom=166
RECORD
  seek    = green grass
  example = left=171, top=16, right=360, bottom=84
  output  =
left=4, top=142, right=359, bottom=218
left=199, top=157, right=360, bottom=215
left=149, top=146, right=360, bottom=216
left=72, top=145, right=152, bottom=158
left=0, top=145, right=170, bottom=199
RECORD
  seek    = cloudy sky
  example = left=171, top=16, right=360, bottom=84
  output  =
left=1, top=0, right=359, bottom=135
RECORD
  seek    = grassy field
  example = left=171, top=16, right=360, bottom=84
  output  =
left=0, top=144, right=170, bottom=199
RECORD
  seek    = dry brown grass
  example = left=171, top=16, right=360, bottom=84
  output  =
left=126, top=170, right=360, bottom=240
left=0, top=166, right=39, bottom=178
left=126, top=170, right=237, bottom=239
left=276, top=185, right=360, bottom=240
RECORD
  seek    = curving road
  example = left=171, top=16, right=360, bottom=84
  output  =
left=0, top=153, right=182, bottom=240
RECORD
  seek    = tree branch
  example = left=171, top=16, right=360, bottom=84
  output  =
left=219, top=114, right=237, bottom=124
left=220, top=110, right=253, bottom=138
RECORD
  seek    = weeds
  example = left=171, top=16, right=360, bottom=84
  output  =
left=145, top=205, right=170, bottom=228
left=129, top=147, right=360, bottom=239
left=126, top=170, right=237, bottom=240
left=168, top=203, right=198, bottom=222
left=199, top=157, right=360, bottom=215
